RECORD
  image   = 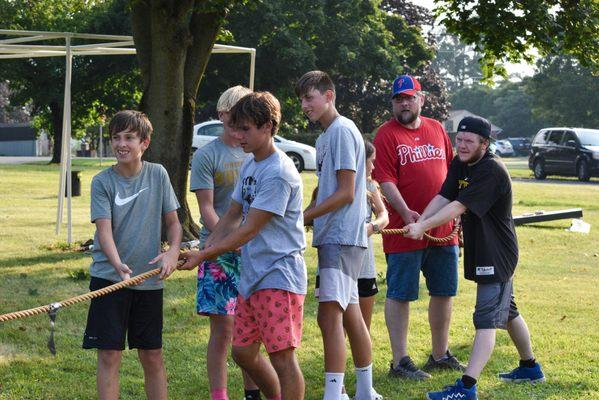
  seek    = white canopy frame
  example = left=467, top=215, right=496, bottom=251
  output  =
left=0, top=29, right=256, bottom=244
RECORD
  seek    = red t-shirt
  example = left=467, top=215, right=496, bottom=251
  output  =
left=372, top=117, right=458, bottom=253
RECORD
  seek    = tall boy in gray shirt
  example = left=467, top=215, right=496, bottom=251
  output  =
left=83, top=110, right=182, bottom=400
left=297, top=71, right=381, bottom=400
left=180, top=92, right=307, bottom=400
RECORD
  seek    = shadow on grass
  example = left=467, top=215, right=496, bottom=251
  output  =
left=0, top=251, right=89, bottom=270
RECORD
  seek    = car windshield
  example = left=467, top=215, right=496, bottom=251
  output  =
left=577, top=130, right=599, bottom=146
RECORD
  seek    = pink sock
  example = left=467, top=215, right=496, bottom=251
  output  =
left=211, top=388, right=228, bottom=400
left=268, top=396, right=282, bottom=400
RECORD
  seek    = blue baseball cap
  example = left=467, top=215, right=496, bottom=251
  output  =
left=392, top=75, right=421, bottom=97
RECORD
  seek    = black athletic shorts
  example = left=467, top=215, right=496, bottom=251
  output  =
left=357, top=278, right=379, bottom=298
left=82, top=277, right=163, bottom=350
left=315, top=276, right=379, bottom=298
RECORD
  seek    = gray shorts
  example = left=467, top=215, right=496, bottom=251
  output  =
left=473, top=279, right=520, bottom=330
left=315, top=244, right=366, bottom=310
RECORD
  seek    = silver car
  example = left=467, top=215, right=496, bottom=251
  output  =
left=192, top=120, right=316, bottom=172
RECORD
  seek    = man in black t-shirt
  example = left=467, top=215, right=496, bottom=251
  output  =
left=405, top=116, right=545, bottom=400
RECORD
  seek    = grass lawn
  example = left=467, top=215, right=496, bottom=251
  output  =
left=1, top=158, right=598, bottom=399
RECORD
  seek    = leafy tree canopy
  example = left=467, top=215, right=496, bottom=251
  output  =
left=435, top=0, right=599, bottom=81
left=197, top=0, right=444, bottom=135
left=526, top=55, right=599, bottom=128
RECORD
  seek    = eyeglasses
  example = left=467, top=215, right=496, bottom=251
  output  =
left=392, top=94, right=419, bottom=103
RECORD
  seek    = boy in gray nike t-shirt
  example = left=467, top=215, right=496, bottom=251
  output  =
left=179, top=92, right=307, bottom=400
left=83, top=110, right=182, bottom=400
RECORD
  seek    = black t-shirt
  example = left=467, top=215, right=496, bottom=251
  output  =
left=439, top=152, right=518, bottom=283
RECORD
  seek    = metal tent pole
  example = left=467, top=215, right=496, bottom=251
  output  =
left=55, top=36, right=73, bottom=245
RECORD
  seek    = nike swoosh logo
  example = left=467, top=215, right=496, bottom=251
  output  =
left=115, top=188, right=148, bottom=206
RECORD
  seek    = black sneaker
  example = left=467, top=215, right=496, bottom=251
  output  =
left=388, top=356, right=431, bottom=380
left=423, top=350, right=466, bottom=372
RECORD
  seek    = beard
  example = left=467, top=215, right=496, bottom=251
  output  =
left=394, top=109, right=419, bottom=125
left=459, top=146, right=487, bottom=164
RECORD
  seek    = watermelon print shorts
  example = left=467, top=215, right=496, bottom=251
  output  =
left=232, top=289, right=305, bottom=354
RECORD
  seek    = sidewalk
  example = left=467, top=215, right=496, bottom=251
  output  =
left=0, top=156, right=51, bottom=164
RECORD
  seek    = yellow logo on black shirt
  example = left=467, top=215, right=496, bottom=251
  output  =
left=458, top=179, right=469, bottom=189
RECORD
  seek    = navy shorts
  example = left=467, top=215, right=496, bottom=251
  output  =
left=82, top=277, right=163, bottom=350
left=385, top=245, right=459, bottom=301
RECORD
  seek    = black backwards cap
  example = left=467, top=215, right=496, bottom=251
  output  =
left=457, top=116, right=492, bottom=139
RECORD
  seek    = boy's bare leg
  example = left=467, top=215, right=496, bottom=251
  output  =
left=343, top=304, right=372, bottom=367
left=429, top=296, right=452, bottom=359
left=358, top=296, right=375, bottom=331
left=138, top=348, right=167, bottom=400
left=233, top=343, right=280, bottom=399
left=507, top=315, right=534, bottom=360
left=464, top=329, right=496, bottom=379
left=208, top=315, right=259, bottom=392
left=208, top=315, right=232, bottom=390
left=269, top=348, right=305, bottom=400
left=97, top=349, right=122, bottom=400
left=318, top=301, right=346, bottom=371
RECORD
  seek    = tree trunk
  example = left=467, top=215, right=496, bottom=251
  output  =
left=49, top=101, right=63, bottom=164
left=131, top=0, right=229, bottom=241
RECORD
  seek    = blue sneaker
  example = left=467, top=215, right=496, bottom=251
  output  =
left=498, top=362, right=545, bottom=383
left=426, top=379, right=478, bottom=400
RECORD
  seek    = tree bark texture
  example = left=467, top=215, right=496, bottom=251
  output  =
left=49, top=101, right=63, bottom=164
left=131, top=0, right=229, bottom=240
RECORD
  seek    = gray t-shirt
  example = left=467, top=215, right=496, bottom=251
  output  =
left=90, top=161, right=180, bottom=290
left=190, top=138, right=247, bottom=246
left=232, top=149, right=307, bottom=298
left=359, top=180, right=376, bottom=279
left=313, top=115, right=368, bottom=248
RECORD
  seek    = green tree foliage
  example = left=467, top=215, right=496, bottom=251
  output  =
left=197, top=0, right=440, bottom=135
left=526, top=56, right=599, bottom=128
left=450, top=82, right=548, bottom=137
left=0, top=81, right=30, bottom=123
left=431, top=33, right=483, bottom=92
left=435, top=0, right=599, bottom=81
left=0, top=0, right=141, bottom=162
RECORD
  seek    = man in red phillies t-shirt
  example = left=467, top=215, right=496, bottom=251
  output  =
left=373, top=75, right=464, bottom=380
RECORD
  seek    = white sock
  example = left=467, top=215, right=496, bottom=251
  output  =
left=323, top=372, right=344, bottom=400
left=354, top=363, right=373, bottom=399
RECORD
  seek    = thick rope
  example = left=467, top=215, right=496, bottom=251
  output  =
left=0, top=262, right=182, bottom=323
left=380, top=220, right=461, bottom=243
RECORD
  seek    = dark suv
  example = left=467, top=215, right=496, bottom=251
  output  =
left=507, top=137, right=531, bottom=156
left=528, top=128, right=599, bottom=181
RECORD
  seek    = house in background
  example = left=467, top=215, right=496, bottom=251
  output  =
left=0, top=123, right=51, bottom=156
left=444, top=110, right=503, bottom=142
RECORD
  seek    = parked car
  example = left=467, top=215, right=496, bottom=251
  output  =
left=192, top=120, right=317, bottom=172
left=493, top=139, right=515, bottom=157
left=528, top=127, right=599, bottom=181
left=507, top=137, right=531, bottom=156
